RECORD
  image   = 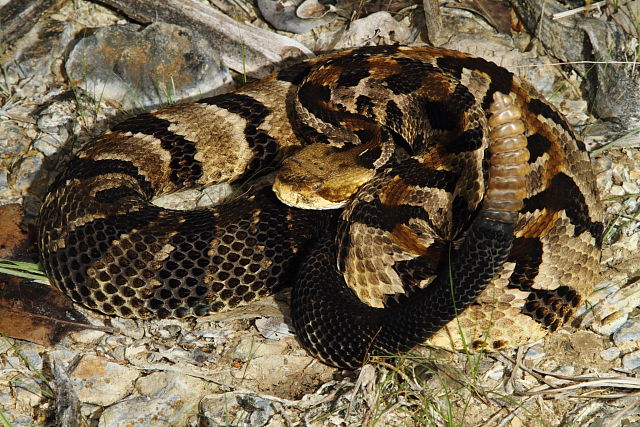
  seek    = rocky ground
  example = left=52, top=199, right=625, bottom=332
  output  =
left=1, top=0, right=640, bottom=425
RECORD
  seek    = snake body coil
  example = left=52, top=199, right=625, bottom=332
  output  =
left=38, top=46, right=603, bottom=368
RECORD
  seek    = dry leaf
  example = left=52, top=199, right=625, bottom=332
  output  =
left=0, top=203, right=32, bottom=260
left=448, top=0, right=513, bottom=34
left=0, top=274, right=110, bottom=346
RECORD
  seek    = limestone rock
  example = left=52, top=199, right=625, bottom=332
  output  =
left=70, top=354, right=139, bottom=406
left=66, top=22, right=232, bottom=110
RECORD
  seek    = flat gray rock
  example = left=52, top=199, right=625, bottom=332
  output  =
left=66, top=22, right=232, bottom=111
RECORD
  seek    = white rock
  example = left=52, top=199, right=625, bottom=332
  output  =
left=13, top=382, right=42, bottom=408
left=70, top=329, right=107, bottom=345
left=622, top=181, right=640, bottom=194
left=524, top=344, right=545, bottom=361
left=0, top=391, right=33, bottom=426
left=255, top=317, right=294, bottom=340
left=99, top=371, right=207, bottom=426
left=110, top=318, right=144, bottom=339
left=587, top=282, right=640, bottom=336
left=110, top=346, right=127, bottom=362
left=237, top=395, right=274, bottom=426
left=335, top=12, right=413, bottom=48
left=593, top=156, right=612, bottom=174
left=611, top=165, right=627, bottom=185
left=596, top=169, right=613, bottom=193
left=199, top=393, right=243, bottom=425
left=544, top=366, right=575, bottom=386
left=622, top=350, right=640, bottom=370
left=124, top=344, right=149, bottom=365
left=70, top=354, right=140, bottom=406
left=6, top=344, right=43, bottom=371
left=624, top=196, right=639, bottom=212
left=9, top=153, right=43, bottom=193
left=49, top=349, right=80, bottom=366
left=483, top=363, right=505, bottom=381
left=231, top=336, right=289, bottom=361
left=613, top=318, right=640, bottom=347
left=33, top=132, right=67, bottom=156
left=609, top=185, right=625, bottom=196
left=600, top=347, right=621, bottom=361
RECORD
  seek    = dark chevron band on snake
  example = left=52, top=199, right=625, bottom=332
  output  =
left=38, top=45, right=603, bottom=369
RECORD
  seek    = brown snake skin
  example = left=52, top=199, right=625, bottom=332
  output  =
left=38, top=45, right=604, bottom=369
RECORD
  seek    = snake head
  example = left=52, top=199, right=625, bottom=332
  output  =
left=273, top=143, right=375, bottom=209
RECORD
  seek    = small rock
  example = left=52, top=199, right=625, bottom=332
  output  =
left=609, top=185, right=625, bottom=196
left=49, top=349, right=81, bottom=366
left=600, top=347, right=621, bottom=361
left=124, top=345, right=148, bottom=366
left=12, top=20, right=75, bottom=79
left=103, top=335, right=129, bottom=350
left=591, top=309, right=629, bottom=336
left=110, top=318, right=144, bottom=339
left=231, top=336, right=289, bottom=361
left=33, top=99, right=76, bottom=156
left=200, top=393, right=243, bottom=424
left=622, top=350, right=640, bottom=370
left=613, top=231, right=639, bottom=251
left=551, top=97, right=589, bottom=126
left=70, top=354, right=140, bottom=406
left=36, top=99, right=75, bottom=134
left=483, top=363, right=505, bottom=381
left=0, top=392, right=34, bottom=426
left=8, top=152, right=44, bottom=193
left=585, top=282, right=640, bottom=336
left=257, top=0, right=338, bottom=34
left=107, top=346, right=125, bottom=363
left=153, top=324, right=182, bottom=340
left=596, top=168, right=612, bottom=194
left=622, top=181, right=639, bottom=194
left=510, top=416, right=525, bottom=427
left=611, top=164, right=628, bottom=185
left=524, top=344, right=545, bottom=361
left=255, top=317, right=294, bottom=340
left=336, top=12, right=413, bottom=48
left=0, top=123, right=30, bottom=156
left=13, top=386, right=42, bottom=412
left=0, top=170, right=8, bottom=193
left=623, top=196, right=639, bottom=213
left=32, top=132, right=68, bottom=156
left=544, top=366, right=575, bottom=386
left=613, top=318, right=640, bottom=347
left=238, top=395, right=274, bottom=426
left=6, top=345, right=43, bottom=372
left=70, top=329, right=107, bottom=345
left=593, top=156, right=612, bottom=174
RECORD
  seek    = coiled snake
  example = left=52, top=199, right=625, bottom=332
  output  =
left=38, top=45, right=603, bottom=369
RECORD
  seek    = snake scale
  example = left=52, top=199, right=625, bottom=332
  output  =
left=38, top=45, right=603, bottom=369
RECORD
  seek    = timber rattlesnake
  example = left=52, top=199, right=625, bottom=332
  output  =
left=38, top=45, right=603, bottom=369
